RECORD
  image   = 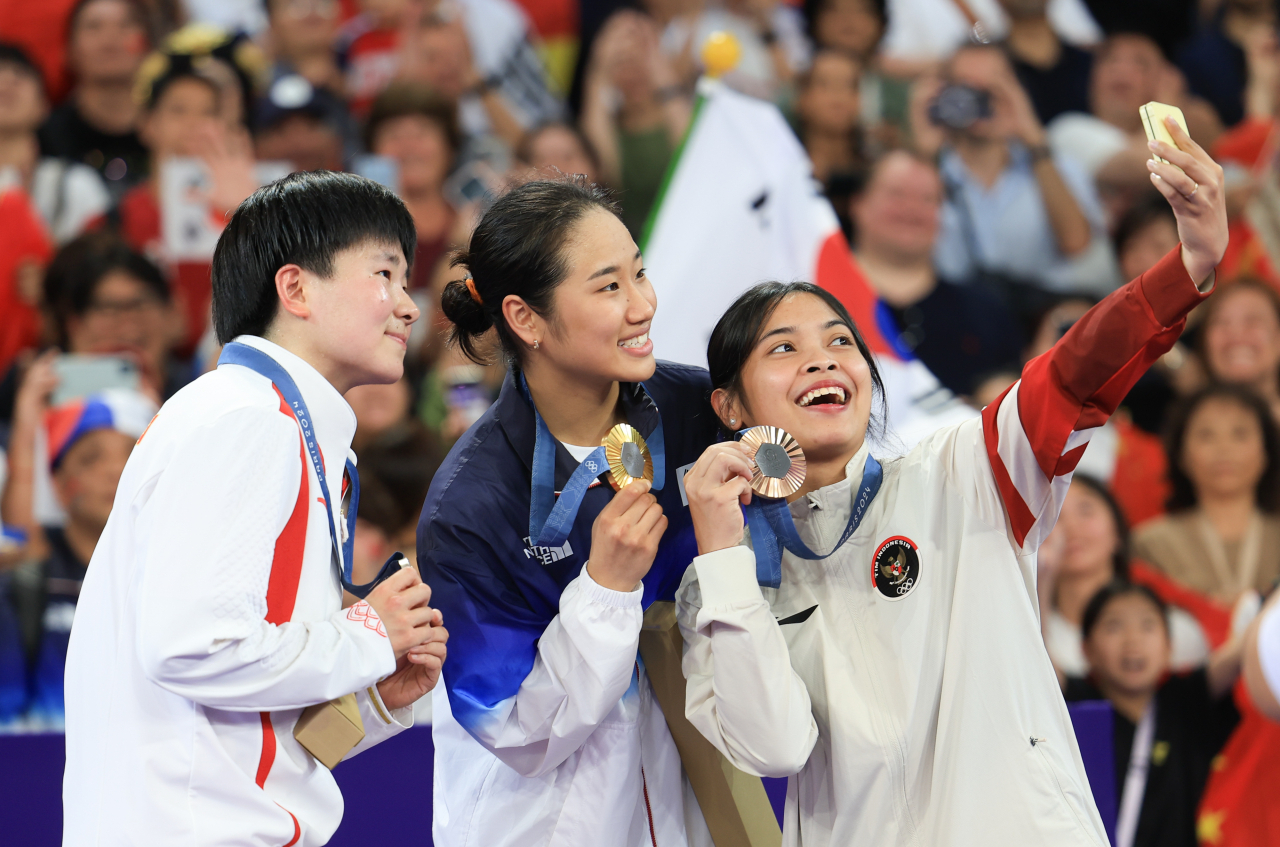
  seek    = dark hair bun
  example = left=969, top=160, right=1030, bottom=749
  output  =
left=441, top=254, right=495, bottom=360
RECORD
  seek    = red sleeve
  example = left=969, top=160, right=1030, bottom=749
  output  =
left=981, top=246, right=1210, bottom=548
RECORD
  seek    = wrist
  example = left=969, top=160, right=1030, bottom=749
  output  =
left=584, top=561, right=642, bottom=595
left=1027, top=142, right=1052, bottom=164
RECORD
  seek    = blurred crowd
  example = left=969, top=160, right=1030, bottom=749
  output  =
left=1, top=0, right=1280, bottom=840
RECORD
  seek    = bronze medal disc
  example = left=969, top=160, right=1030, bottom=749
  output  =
left=739, top=426, right=806, bottom=499
left=602, top=423, right=653, bottom=491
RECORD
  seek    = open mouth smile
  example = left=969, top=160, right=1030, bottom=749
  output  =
left=796, top=382, right=849, bottom=408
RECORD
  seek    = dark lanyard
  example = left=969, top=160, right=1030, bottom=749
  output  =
left=743, top=451, right=883, bottom=589
left=520, top=374, right=666, bottom=548
left=218, top=342, right=399, bottom=598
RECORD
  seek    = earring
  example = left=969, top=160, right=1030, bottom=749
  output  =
left=729, top=418, right=736, bottom=425
left=533, top=339, right=540, bottom=350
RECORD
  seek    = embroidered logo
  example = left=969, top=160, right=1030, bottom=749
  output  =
left=872, top=536, right=921, bottom=600
left=523, top=537, right=575, bottom=566
left=585, top=459, right=599, bottom=474
left=346, top=601, right=387, bottom=637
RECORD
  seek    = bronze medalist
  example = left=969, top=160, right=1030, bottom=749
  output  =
left=739, top=425, right=807, bottom=499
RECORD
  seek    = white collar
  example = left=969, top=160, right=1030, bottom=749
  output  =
left=230, top=335, right=359, bottom=473
left=793, top=439, right=875, bottom=516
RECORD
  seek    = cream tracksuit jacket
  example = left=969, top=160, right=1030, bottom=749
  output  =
left=63, top=336, right=412, bottom=847
left=676, top=248, right=1212, bottom=846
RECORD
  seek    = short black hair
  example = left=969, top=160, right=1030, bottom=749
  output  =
left=1069, top=474, right=1131, bottom=579
left=1113, top=191, right=1176, bottom=258
left=212, top=170, right=417, bottom=344
left=706, top=280, right=887, bottom=440
left=1081, top=580, right=1168, bottom=641
left=441, top=177, right=620, bottom=367
left=0, top=42, right=44, bottom=89
left=364, top=81, right=461, bottom=155
left=43, top=232, right=169, bottom=348
left=1164, top=383, right=1280, bottom=513
left=67, top=0, right=152, bottom=47
left=803, top=0, right=887, bottom=43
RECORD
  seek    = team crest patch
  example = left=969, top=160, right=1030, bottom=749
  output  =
left=872, top=536, right=920, bottom=600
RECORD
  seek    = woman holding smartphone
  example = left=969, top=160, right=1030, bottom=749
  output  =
left=419, top=178, right=718, bottom=847
left=677, top=120, right=1227, bottom=845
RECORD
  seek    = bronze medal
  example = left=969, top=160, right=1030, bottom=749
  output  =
left=739, top=426, right=806, bottom=499
left=602, top=423, right=653, bottom=490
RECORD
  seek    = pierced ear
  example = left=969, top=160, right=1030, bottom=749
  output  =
left=502, top=294, right=541, bottom=349
left=275, top=264, right=309, bottom=321
left=711, top=388, right=743, bottom=431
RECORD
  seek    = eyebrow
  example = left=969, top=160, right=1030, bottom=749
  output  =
left=587, top=250, right=643, bottom=281
left=756, top=318, right=851, bottom=346
left=375, top=250, right=403, bottom=266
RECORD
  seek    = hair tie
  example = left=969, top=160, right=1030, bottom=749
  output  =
left=465, top=277, right=483, bottom=305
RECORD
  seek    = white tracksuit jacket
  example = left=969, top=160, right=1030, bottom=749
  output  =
left=676, top=247, right=1211, bottom=846
left=63, top=336, right=412, bottom=847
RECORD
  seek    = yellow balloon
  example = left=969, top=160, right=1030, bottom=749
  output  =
left=701, top=31, right=742, bottom=78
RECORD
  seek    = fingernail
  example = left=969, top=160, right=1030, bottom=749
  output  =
left=1148, top=140, right=1158, bottom=151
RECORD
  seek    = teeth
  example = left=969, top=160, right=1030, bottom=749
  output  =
left=620, top=332, right=649, bottom=349
left=799, top=386, right=847, bottom=407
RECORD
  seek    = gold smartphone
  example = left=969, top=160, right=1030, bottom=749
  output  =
left=1141, top=101, right=1189, bottom=167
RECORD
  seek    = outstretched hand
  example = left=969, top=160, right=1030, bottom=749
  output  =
left=1146, top=116, right=1229, bottom=286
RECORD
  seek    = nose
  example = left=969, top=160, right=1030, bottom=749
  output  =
left=397, top=287, right=421, bottom=325
left=805, top=359, right=838, bottom=373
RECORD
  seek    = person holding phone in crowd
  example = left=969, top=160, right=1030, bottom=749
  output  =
left=420, top=178, right=720, bottom=847
left=676, top=117, right=1227, bottom=845
left=62, top=171, right=448, bottom=845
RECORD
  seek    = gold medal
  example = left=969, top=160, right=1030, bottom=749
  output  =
left=739, top=426, right=806, bottom=499
left=602, top=423, right=653, bottom=490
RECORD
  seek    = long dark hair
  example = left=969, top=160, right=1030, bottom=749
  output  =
left=706, top=281, right=886, bottom=439
left=1164, top=383, right=1280, bottom=513
left=441, top=177, right=620, bottom=368
left=1068, top=474, right=1131, bottom=579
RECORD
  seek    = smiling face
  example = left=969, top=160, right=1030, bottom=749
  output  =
left=1056, top=481, right=1121, bottom=579
left=853, top=152, right=942, bottom=262
left=1204, top=286, right=1280, bottom=390
left=718, top=292, right=874, bottom=465
left=531, top=208, right=657, bottom=388
left=1084, top=593, right=1170, bottom=697
left=302, top=240, right=419, bottom=388
left=371, top=113, right=453, bottom=196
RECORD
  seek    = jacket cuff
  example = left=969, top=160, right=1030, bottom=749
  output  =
left=334, top=601, right=398, bottom=680
left=694, top=546, right=765, bottom=609
left=366, top=683, right=415, bottom=729
left=1139, top=244, right=1214, bottom=327
left=578, top=566, right=644, bottom=608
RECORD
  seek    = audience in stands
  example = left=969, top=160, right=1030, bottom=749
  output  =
left=263, top=0, right=345, bottom=95
left=1134, top=385, right=1280, bottom=605
left=0, top=44, right=110, bottom=245
left=1001, top=0, right=1093, bottom=125
left=1177, top=0, right=1274, bottom=128
left=517, top=121, right=601, bottom=182
left=253, top=74, right=349, bottom=173
left=38, top=0, right=152, bottom=201
left=1199, top=280, right=1280, bottom=424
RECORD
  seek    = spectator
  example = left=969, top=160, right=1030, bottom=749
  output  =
left=581, top=9, right=691, bottom=236
left=252, top=75, right=348, bottom=172
left=1000, top=0, right=1092, bottom=125
left=365, top=81, right=462, bottom=290
left=803, top=0, right=911, bottom=150
left=114, top=56, right=258, bottom=356
left=1046, top=33, right=1221, bottom=226
left=397, top=0, right=561, bottom=157
left=1199, top=280, right=1280, bottom=424
left=851, top=149, right=1023, bottom=396
left=1177, top=0, right=1273, bottom=128
left=0, top=43, right=111, bottom=244
left=337, top=0, right=413, bottom=115
left=516, top=121, right=601, bottom=182
left=1040, top=474, right=1208, bottom=678
left=915, top=44, right=1116, bottom=309
left=1134, top=385, right=1280, bottom=605
left=0, top=188, right=55, bottom=380
left=41, top=232, right=184, bottom=399
left=18, top=388, right=156, bottom=729
left=797, top=50, right=868, bottom=188
left=1078, top=0, right=1197, bottom=59
left=1062, top=581, right=1242, bottom=847
left=38, top=0, right=153, bottom=201
left=263, top=0, right=344, bottom=94
left=1114, top=192, right=1181, bottom=283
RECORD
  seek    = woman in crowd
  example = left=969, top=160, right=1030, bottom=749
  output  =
left=795, top=48, right=867, bottom=228
left=418, top=178, right=719, bottom=847
left=1040, top=474, right=1208, bottom=676
left=1063, top=581, right=1242, bottom=847
left=1133, top=384, right=1280, bottom=605
left=1198, top=280, right=1280, bottom=425
left=518, top=121, right=601, bottom=183
left=674, top=119, right=1226, bottom=845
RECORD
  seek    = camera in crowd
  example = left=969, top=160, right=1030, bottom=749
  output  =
left=928, top=84, right=993, bottom=130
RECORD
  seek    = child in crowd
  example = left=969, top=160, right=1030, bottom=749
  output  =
left=1064, top=581, right=1242, bottom=847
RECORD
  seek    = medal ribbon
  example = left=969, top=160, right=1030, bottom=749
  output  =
left=743, top=451, right=883, bottom=589
left=218, top=342, right=403, bottom=598
left=521, top=375, right=665, bottom=548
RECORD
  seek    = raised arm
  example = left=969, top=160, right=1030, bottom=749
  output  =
left=981, top=117, right=1228, bottom=551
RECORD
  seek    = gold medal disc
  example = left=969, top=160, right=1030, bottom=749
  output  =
left=739, top=426, right=806, bottom=499
left=602, top=423, right=653, bottom=490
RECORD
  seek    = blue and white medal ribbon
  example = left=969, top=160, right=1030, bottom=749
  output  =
left=218, top=342, right=403, bottom=598
left=739, top=426, right=883, bottom=589
left=521, top=375, right=666, bottom=549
